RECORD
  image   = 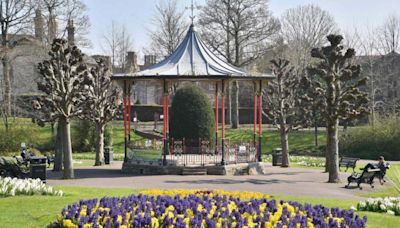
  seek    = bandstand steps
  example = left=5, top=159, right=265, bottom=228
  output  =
left=181, top=167, right=207, bottom=175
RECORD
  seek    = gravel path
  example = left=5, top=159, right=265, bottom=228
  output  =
left=46, top=161, right=392, bottom=200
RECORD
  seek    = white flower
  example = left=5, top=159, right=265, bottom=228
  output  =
left=380, top=204, right=387, bottom=211
left=350, top=206, right=357, bottom=211
left=387, top=210, right=395, bottom=216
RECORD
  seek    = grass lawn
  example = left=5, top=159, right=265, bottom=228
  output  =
left=0, top=186, right=398, bottom=227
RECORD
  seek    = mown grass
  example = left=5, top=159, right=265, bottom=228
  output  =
left=1, top=119, right=327, bottom=161
left=0, top=186, right=398, bottom=228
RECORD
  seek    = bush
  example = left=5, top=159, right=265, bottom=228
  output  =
left=170, top=85, right=215, bottom=143
left=0, top=122, right=41, bottom=155
left=72, top=120, right=113, bottom=152
left=339, top=115, right=400, bottom=160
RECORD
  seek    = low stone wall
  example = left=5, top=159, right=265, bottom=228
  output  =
left=122, top=162, right=269, bottom=175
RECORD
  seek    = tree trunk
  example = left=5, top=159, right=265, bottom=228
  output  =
left=314, top=124, right=318, bottom=147
left=60, top=117, right=74, bottom=179
left=95, top=122, right=105, bottom=166
left=231, top=80, right=239, bottom=129
left=326, top=119, right=340, bottom=183
left=53, top=122, right=64, bottom=172
left=2, top=55, right=12, bottom=116
left=280, top=126, right=290, bottom=167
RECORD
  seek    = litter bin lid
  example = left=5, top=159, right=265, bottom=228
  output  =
left=30, top=156, right=47, bottom=164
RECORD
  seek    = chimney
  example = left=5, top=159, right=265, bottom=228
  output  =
left=144, top=55, right=157, bottom=67
left=126, top=51, right=138, bottom=73
left=67, top=19, right=75, bottom=46
left=34, top=9, right=44, bottom=42
left=48, top=13, right=57, bottom=42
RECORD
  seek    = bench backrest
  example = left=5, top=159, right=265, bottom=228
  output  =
left=339, top=157, right=359, bottom=165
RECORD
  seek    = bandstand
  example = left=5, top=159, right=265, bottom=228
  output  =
left=112, top=24, right=274, bottom=175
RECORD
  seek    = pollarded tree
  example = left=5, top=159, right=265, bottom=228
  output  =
left=307, top=35, right=369, bottom=183
left=34, top=39, right=91, bottom=179
left=84, top=59, right=120, bottom=166
left=266, top=58, right=302, bottom=167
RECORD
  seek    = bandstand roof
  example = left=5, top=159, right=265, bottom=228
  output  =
left=113, top=24, right=273, bottom=81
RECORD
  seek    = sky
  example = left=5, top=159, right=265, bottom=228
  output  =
left=81, top=0, right=400, bottom=60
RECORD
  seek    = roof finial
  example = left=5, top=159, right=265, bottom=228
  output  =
left=188, top=0, right=195, bottom=25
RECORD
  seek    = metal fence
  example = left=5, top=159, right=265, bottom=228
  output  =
left=126, top=139, right=257, bottom=166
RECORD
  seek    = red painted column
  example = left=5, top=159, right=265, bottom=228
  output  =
left=166, top=94, right=169, bottom=133
left=128, top=95, right=131, bottom=139
left=162, top=80, right=169, bottom=165
left=257, top=80, right=263, bottom=162
left=221, top=80, right=226, bottom=165
left=253, top=85, right=258, bottom=147
left=163, top=95, right=166, bottom=138
left=215, top=82, right=219, bottom=154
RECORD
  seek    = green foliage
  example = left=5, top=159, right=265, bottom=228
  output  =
left=340, top=115, right=400, bottom=160
left=72, top=120, right=113, bottom=152
left=0, top=122, right=41, bottom=155
left=170, top=85, right=215, bottom=142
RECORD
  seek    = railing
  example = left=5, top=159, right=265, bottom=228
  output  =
left=126, top=138, right=258, bottom=166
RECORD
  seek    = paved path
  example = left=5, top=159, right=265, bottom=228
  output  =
left=47, top=161, right=392, bottom=200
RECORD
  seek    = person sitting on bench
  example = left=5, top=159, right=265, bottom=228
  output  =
left=362, top=156, right=389, bottom=184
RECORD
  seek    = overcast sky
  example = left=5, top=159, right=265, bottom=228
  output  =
left=81, top=0, right=400, bottom=59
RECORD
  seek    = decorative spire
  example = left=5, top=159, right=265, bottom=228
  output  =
left=186, top=0, right=198, bottom=25
left=190, top=0, right=195, bottom=24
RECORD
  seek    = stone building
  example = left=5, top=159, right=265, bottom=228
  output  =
left=358, top=51, right=400, bottom=113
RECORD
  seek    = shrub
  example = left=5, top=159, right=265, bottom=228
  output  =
left=170, top=85, right=215, bottom=143
left=339, top=115, right=400, bottom=160
left=0, top=122, right=41, bottom=155
left=72, top=120, right=113, bottom=152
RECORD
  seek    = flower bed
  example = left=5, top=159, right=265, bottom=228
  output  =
left=141, top=189, right=271, bottom=200
left=0, top=177, right=63, bottom=197
left=357, top=197, right=400, bottom=216
left=263, top=155, right=325, bottom=167
left=55, top=190, right=367, bottom=227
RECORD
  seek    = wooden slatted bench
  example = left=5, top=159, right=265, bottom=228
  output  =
left=339, top=156, right=359, bottom=172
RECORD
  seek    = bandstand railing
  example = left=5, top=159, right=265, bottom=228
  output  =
left=126, top=138, right=258, bottom=166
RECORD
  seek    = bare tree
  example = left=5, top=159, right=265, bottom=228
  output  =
left=378, top=14, right=400, bottom=54
left=199, top=0, right=280, bottom=129
left=280, top=4, right=337, bottom=73
left=84, top=59, right=120, bottom=166
left=306, top=35, right=369, bottom=183
left=36, top=0, right=91, bottom=47
left=34, top=39, right=91, bottom=179
left=266, top=58, right=301, bottom=167
left=101, top=21, right=134, bottom=71
left=116, top=24, right=134, bottom=72
left=147, top=0, right=186, bottom=58
left=0, top=0, right=33, bottom=118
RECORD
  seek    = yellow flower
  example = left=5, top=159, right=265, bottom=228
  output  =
left=63, top=219, right=72, bottom=227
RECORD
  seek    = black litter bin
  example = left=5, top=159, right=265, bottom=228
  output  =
left=30, top=157, right=47, bottom=182
left=104, top=146, right=113, bottom=164
left=272, top=148, right=282, bottom=166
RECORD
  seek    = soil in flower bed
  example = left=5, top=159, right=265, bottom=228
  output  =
left=52, top=191, right=367, bottom=228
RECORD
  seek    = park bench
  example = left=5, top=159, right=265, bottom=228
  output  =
left=339, top=156, right=359, bottom=172
left=345, top=166, right=381, bottom=190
